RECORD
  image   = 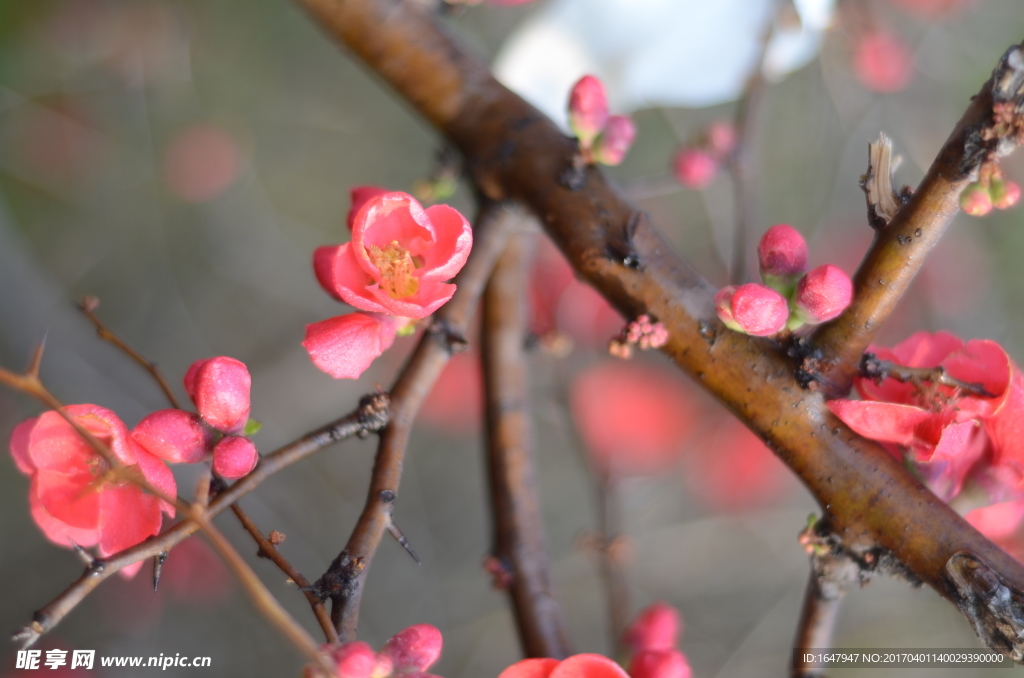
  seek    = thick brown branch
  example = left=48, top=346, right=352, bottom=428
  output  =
left=483, top=231, right=571, bottom=659
left=293, top=0, right=1024, bottom=655
left=14, top=393, right=389, bottom=644
left=809, top=44, right=1024, bottom=396
left=231, top=503, right=340, bottom=644
left=321, top=202, right=517, bottom=640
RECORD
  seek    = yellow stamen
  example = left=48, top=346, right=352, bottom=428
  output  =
left=366, top=241, right=419, bottom=298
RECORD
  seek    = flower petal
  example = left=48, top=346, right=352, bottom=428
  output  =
left=35, top=467, right=101, bottom=528
left=326, top=242, right=394, bottom=315
left=418, top=204, right=473, bottom=281
left=966, top=499, right=1024, bottom=541
left=365, top=280, right=456, bottom=319
left=499, top=659, right=561, bottom=678
left=551, top=654, right=630, bottom=678
left=826, top=400, right=932, bottom=446
left=891, top=330, right=963, bottom=368
left=28, top=475, right=99, bottom=548
left=10, top=417, right=38, bottom=475
left=303, top=313, right=398, bottom=379
left=132, top=409, right=208, bottom=464
left=98, top=484, right=163, bottom=558
left=132, top=439, right=178, bottom=517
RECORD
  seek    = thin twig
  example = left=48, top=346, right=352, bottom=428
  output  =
left=11, top=392, right=390, bottom=645
left=596, top=471, right=630, bottom=655
left=860, top=352, right=995, bottom=399
left=320, top=201, right=519, bottom=640
left=292, top=0, right=1024, bottom=654
left=230, top=503, right=339, bottom=644
left=726, top=0, right=779, bottom=284
left=77, top=295, right=182, bottom=409
left=483, top=230, right=571, bottom=659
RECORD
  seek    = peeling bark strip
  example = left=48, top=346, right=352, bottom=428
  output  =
left=946, top=552, right=1024, bottom=662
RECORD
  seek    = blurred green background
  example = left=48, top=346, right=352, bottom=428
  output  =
left=2, top=0, right=1024, bottom=676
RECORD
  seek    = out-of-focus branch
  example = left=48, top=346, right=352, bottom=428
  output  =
left=482, top=231, right=571, bottom=659
left=318, top=202, right=518, bottom=640
left=77, top=296, right=182, bottom=409
left=12, top=392, right=390, bottom=645
left=292, top=0, right=1024, bottom=655
left=596, top=472, right=630, bottom=655
left=230, top=503, right=340, bottom=644
left=807, top=45, right=1024, bottom=397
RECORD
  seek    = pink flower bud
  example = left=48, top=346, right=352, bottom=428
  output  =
left=346, top=186, right=389, bottom=231
left=594, top=115, right=636, bottom=166
left=568, top=75, right=609, bottom=148
left=328, top=641, right=377, bottom=678
left=628, top=650, right=692, bottom=678
left=623, top=601, right=680, bottom=653
left=212, top=435, right=259, bottom=479
left=715, top=284, right=789, bottom=337
left=380, top=624, right=443, bottom=673
left=673, top=148, right=718, bottom=190
left=706, top=120, right=737, bottom=158
left=304, top=312, right=401, bottom=380
left=132, top=409, right=209, bottom=464
left=991, top=178, right=1020, bottom=210
left=853, top=30, right=913, bottom=93
left=184, top=357, right=252, bottom=433
left=758, top=224, right=808, bottom=283
left=793, top=264, right=854, bottom=325
left=960, top=182, right=993, bottom=216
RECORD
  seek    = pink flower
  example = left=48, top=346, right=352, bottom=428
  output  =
left=758, top=224, right=808, bottom=283
left=673, top=148, right=718, bottom=189
left=212, top=435, right=259, bottom=479
left=379, top=624, right=443, bottom=673
left=628, top=650, right=692, bottom=678
left=314, top=192, right=473, bottom=319
left=791, top=264, right=853, bottom=325
left=623, top=602, right=680, bottom=653
left=131, top=409, right=208, bottom=464
left=853, top=30, right=913, bottom=93
left=568, top=75, right=609, bottom=148
left=500, top=654, right=629, bottom=678
left=10, top=405, right=177, bottom=578
left=304, top=312, right=401, bottom=380
left=594, top=115, right=636, bottom=166
left=715, top=284, right=789, bottom=336
left=571, top=363, right=694, bottom=475
left=184, top=356, right=252, bottom=434
left=347, top=185, right=389, bottom=230
left=827, top=331, right=1024, bottom=500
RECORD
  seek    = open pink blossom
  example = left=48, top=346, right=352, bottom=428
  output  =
left=10, top=405, right=176, bottom=578
left=827, top=331, right=1024, bottom=500
left=184, top=356, right=252, bottom=433
left=314, top=192, right=472, bottom=319
left=571, top=363, right=693, bottom=475
left=304, top=312, right=401, bottom=380
left=500, top=654, right=629, bottom=678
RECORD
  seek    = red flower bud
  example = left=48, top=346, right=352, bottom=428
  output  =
left=568, top=75, right=609, bottom=148
left=346, top=186, right=389, bottom=231
left=132, top=409, right=209, bottom=464
left=628, top=650, right=692, bottom=678
left=328, top=641, right=377, bottom=678
left=212, top=435, right=258, bottom=479
left=758, top=224, right=808, bottom=288
left=991, top=178, right=1020, bottom=210
left=594, top=115, right=636, bottom=166
left=792, top=264, right=853, bottom=325
left=623, top=601, right=680, bottom=653
left=184, top=357, right=252, bottom=433
left=715, top=284, right=789, bottom=336
left=673, top=148, right=718, bottom=190
left=380, top=624, right=443, bottom=673
left=960, top=182, right=993, bottom=216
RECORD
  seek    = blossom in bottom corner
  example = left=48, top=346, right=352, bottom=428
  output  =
left=9, top=405, right=177, bottom=578
left=499, top=654, right=628, bottom=678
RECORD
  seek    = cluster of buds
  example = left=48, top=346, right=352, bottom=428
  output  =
left=567, top=75, right=636, bottom=166
left=307, top=624, right=443, bottom=678
left=305, top=187, right=472, bottom=379
left=672, top=120, right=736, bottom=190
left=715, top=225, right=853, bottom=336
left=9, top=355, right=260, bottom=578
left=498, top=602, right=691, bottom=678
left=960, top=164, right=1021, bottom=216
left=608, top=314, right=669, bottom=359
